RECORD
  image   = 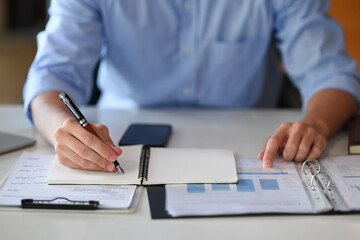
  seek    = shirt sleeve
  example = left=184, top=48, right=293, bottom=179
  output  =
left=23, top=0, right=102, bottom=122
left=272, top=0, right=360, bottom=112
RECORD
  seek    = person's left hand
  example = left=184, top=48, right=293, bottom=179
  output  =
left=258, top=121, right=327, bottom=167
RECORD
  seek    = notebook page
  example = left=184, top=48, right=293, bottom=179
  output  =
left=47, top=145, right=143, bottom=185
left=145, top=148, right=237, bottom=185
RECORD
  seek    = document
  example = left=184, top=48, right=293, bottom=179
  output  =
left=0, top=152, right=137, bottom=210
left=165, top=158, right=313, bottom=217
left=321, top=155, right=360, bottom=210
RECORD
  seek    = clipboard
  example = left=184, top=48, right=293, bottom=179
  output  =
left=0, top=152, right=142, bottom=213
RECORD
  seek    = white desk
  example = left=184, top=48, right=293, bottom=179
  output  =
left=0, top=104, right=358, bottom=240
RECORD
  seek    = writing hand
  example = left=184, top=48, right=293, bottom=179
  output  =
left=258, top=122, right=327, bottom=168
left=54, top=118, right=122, bottom=171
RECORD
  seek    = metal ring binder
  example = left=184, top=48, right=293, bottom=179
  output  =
left=300, top=157, right=352, bottom=212
left=302, top=158, right=330, bottom=188
left=302, top=158, right=321, bottom=175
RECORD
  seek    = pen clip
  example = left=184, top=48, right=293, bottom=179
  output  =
left=59, top=92, right=86, bottom=123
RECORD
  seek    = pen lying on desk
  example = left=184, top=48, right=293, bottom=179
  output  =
left=59, top=92, right=125, bottom=174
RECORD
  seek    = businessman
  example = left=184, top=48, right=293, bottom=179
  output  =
left=24, top=0, right=360, bottom=171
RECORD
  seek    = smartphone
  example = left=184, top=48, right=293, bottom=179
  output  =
left=119, top=123, right=172, bottom=147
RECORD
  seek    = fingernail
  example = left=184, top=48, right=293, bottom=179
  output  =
left=263, top=160, right=272, bottom=168
left=109, top=153, right=117, bottom=161
left=106, top=163, right=115, bottom=171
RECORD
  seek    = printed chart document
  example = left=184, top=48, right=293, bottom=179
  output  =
left=164, top=155, right=360, bottom=217
left=47, top=145, right=237, bottom=185
left=321, top=155, right=360, bottom=211
left=165, top=158, right=313, bottom=217
left=0, top=152, right=138, bottom=210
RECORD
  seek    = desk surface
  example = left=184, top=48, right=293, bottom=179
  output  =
left=0, top=104, right=358, bottom=240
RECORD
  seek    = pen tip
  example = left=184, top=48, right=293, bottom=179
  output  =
left=117, top=166, right=125, bottom=174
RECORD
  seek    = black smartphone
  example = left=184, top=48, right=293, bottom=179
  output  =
left=119, top=123, right=172, bottom=147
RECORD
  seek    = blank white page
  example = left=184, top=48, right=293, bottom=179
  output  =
left=145, top=148, right=237, bottom=185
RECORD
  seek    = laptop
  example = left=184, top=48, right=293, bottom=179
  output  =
left=0, top=132, right=36, bottom=155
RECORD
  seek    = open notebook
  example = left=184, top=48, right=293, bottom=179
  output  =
left=47, top=145, right=238, bottom=185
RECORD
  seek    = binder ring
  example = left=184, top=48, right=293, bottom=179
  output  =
left=310, top=172, right=331, bottom=188
left=302, top=158, right=321, bottom=175
left=318, top=172, right=331, bottom=188
left=310, top=174, right=317, bottom=187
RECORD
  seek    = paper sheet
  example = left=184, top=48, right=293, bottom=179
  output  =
left=0, top=152, right=137, bottom=209
left=321, top=155, right=360, bottom=210
left=165, top=158, right=313, bottom=217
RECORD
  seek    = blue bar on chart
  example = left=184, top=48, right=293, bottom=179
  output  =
left=259, top=179, right=280, bottom=190
left=236, top=179, right=255, bottom=192
left=187, top=184, right=205, bottom=193
left=211, top=183, right=230, bottom=191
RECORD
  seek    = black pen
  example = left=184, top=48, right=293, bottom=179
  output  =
left=59, top=92, right=125, bottom=174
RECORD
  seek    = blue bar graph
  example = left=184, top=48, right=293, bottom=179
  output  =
left=259, top=179, right=280, bottom=190
left=187, top=184, right=205, bottom=193
left=211, top=183, right=230, bottom=191
left=236, top=179, right=255, bottom=192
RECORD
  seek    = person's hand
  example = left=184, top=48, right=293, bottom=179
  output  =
left=258, top=121, right=327, bottom=168
left=54, top=118, right=122, bottom=171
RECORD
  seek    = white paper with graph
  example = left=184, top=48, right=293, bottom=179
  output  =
left=165, top=158, right=313, bottom=217
left=321, top=155, right=360, bottom=211
left=165, top=156, right=360, bottom=217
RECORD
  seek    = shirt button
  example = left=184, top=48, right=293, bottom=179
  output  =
left=183, top=87, right=190, bottom=95
left=184, top=2, right=191, bottom=10
left=184, top=45, right=191, bottom=53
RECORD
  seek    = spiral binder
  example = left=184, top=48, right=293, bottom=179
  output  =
left=138, top=145, right=151, bottom=185
left=301, top=159, right=348, bottom=212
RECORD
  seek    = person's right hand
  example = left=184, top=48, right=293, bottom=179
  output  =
left=54, top=118, right=122, bottom=172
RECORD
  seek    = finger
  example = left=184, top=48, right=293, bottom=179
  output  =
left=55, top=142, right=107, bottom=171
left=262, top=137, right=281, bottom=168
left=68, top=137, right=116, bottom=171
left=282, top=123, right=304, bottom=161
left=262, top=123, right=290, bottom=168
left=258, top=149, right=265, bottom=160
left=306, top=136, right=327, bottom=160
left=90, top=123, right=113, bottom=145
left=110, top=145, right=122, bottom=156
left=91, top=123, right=122, bottom=156
left=258, top=137, right=270, bottom=160
left=65, top=120, right=118, bottom=163
left=294, top=128, right=316, bottom=162
left=278, top=141, right=286, bottom=155
left=55, top=126, right=116, bottom=171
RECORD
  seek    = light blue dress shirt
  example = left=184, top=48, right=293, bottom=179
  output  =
left=24, top=0, right=360, bottom=120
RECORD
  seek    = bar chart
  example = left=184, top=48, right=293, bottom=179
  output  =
left=166, top=158, right=313, bottom=217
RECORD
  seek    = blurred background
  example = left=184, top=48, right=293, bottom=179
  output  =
left=0, top=0, right=359, bottom=104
